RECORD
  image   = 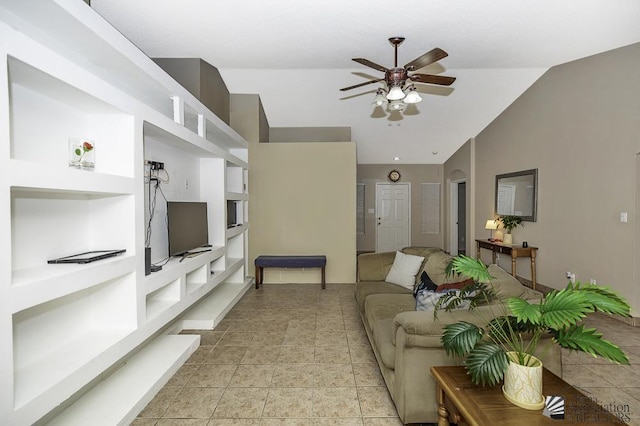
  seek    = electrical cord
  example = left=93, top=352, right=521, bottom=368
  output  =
left=145, top=164, right=171, bottom=267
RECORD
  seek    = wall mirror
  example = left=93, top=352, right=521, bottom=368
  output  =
left=495, top=168, right=538, bottom=222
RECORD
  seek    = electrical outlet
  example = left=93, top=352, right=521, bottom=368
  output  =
left=590, top=278, right=597, bottom=285
left=184, top=179, right=189, bottom=190
left=569, top=273, right=576, bottom=284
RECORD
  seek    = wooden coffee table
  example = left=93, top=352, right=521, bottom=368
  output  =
left=431, top=366, right=627, bottom=425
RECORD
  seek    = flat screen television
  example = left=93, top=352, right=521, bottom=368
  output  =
left=167, top=201, right=209, bottom=256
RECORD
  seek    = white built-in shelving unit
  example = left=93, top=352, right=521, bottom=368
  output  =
left=0, top=1, right=251, bottom=425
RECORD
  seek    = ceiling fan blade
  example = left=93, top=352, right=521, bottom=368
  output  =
left=340, top=78, right=384, bottom=91
left=410, top=73, right=456, bottom=86
left=404, top=48, right=448, bottom=71
left=352, top=58, right=389, bottom=73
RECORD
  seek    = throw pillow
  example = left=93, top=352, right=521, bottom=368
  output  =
left=413, top=271, right=438, bottom=298
left=437, top=278, right=475, bottom=293
left=415, top=288, right=474, bottom=311
left=415, top=289, right=447, bottom=311
left=385, top=251, right=425, bottom=290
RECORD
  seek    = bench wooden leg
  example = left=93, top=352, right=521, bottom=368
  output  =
left=321, top=266, right=326, bottom=289
left=255, top=265, right=262, bottom=289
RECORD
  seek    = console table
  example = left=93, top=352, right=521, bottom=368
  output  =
left=475, top=239, right=538, bottom=289
left=431, top=366, right=626, bottom=425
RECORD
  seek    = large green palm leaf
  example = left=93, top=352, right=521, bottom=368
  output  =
left=465, top=342, right=509, bottom=386
left=552, top=325, right=629, bottom=364
left=539, top=290, right=593, bottom=328
left=569, top=282, right=631, bottom=317
left=442, top=321, right=483, bottom=357
left=508, top=298, right=542, bottom=325
left=446, top=255, right=493, bottom=283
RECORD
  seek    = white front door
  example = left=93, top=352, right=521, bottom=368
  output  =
left=376, top=183, right=410, bottom=252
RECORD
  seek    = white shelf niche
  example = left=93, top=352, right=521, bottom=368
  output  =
left=185, top=264, right=209, bottom=295
left=11, top=188, right=135, bottom=277
left=12, top=272, right=137, bottom=409
left=210, top=255, right=226, bottom=277
left=226, top=163, right=244, bottom=194
left=227, top=264, right=246, bottom=285
left=7, top=56, right=135, bottom=178
left=146, top=278, right=181, bottom=321
left=227, top=233, right=245, bottom=259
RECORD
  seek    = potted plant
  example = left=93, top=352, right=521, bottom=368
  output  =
left=496, top=215, right=523, bottom=244
left=437, top=255, right=630, bottom=409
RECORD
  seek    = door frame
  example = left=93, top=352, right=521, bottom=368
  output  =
left=449, top=179, right=467, bottom=255
left=375, top=182, right=411, bottom=253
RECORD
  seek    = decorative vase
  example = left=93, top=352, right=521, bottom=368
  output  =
left=68, top=138, right=96, bottom=170
left=503, top=233, right=513, bottom=245
left=502, top=352, right=544, bottom=410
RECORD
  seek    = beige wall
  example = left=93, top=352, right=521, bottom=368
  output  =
left=473, top=43, right=640, bottom=315
left=250, top=142, right=357, bottom=283
left=153, top=58, right=231, bottom=125
left=230, top=94, right=268, bottom=143
left=357, top=164, right=444, bottom=252
left=270, top=127, right=351, bottom=142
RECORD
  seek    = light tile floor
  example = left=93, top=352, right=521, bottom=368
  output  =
left=133, top=284, right=640, bottom=425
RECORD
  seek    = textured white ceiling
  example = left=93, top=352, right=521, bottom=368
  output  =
left=92, top=0, right=640, bottom=164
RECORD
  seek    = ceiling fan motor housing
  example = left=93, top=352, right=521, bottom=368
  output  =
left=386, top=67, right=408, bottom=87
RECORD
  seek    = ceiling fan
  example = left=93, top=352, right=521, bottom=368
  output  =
left=340, top=37, right=456, bottom=110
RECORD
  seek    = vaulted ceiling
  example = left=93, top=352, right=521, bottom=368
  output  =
left=92, top=0, right=640, bottom=164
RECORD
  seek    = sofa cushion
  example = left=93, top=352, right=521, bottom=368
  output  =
left=423, top=251, right=455, bottom=284
left=357, top=251, right=397, bottom=281
left=405, top=248, right=447, bottom=285
left=402, top=247, right=441, bottom=258
left=385, top=251, right=425, bottom=289
left=488, top=264, right=541, bottom=299
left=355, top=281, right=413, bottom=311
left=364, top=293, right=416, bottom=326
left=370, top=318, right=396, bottom=370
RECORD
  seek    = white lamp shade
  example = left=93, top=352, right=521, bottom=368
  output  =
left=386, top=85, right=405, bottom=101
left=388, top=100, right=405, bottom=111
left=485, top=219, right=498, bottom=230
left=404, top=88, right=422, bottom=104
left=372, top=90, right=387, bottom=106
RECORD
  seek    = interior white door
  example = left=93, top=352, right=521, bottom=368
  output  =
left=376, top=183, right=410, bottom=252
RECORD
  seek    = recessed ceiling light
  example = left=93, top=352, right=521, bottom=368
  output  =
left=393, top=156, right=400, bottom=161
left=432, top=151, right=438, bottom=155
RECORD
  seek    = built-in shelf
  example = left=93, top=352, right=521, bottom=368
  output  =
left=13, top=274, right=136, bottom=408
left=47, top=334, right=200, bottom=426
left=146, top=278, right=181, bottom=321
left=0, top=2, right=250, bottom=423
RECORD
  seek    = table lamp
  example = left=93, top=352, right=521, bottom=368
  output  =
left=485, top=219, right=498, bottom=241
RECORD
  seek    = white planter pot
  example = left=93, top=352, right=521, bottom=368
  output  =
left=503, top=233, right=513, bottom=245
left=502, top=352, right=545, bottom=410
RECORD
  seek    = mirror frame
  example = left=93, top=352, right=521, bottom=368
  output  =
left=495, top=168, right=538, bottom=222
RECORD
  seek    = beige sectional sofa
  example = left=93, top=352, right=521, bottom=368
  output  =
left=355, top=247, right=562, bottom=424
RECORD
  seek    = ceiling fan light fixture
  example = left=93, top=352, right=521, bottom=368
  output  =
left=388, top=100, right=405, bottom=112
left=386, top=85, right=405, bottom=101
left=403, top=85, right=422, bottom=104
left=372, top=88, right=388, bottom=106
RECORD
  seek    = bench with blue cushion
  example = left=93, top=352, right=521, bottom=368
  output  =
left=254, top=255, right=327, bottom=289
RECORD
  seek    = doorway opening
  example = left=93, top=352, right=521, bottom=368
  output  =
left=449, top=179, right=467, bottom=255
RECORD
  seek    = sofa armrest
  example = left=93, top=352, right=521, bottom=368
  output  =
left=393, top=305, right=506, bottom=347
left=357, top=251, right=396, bottom=281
